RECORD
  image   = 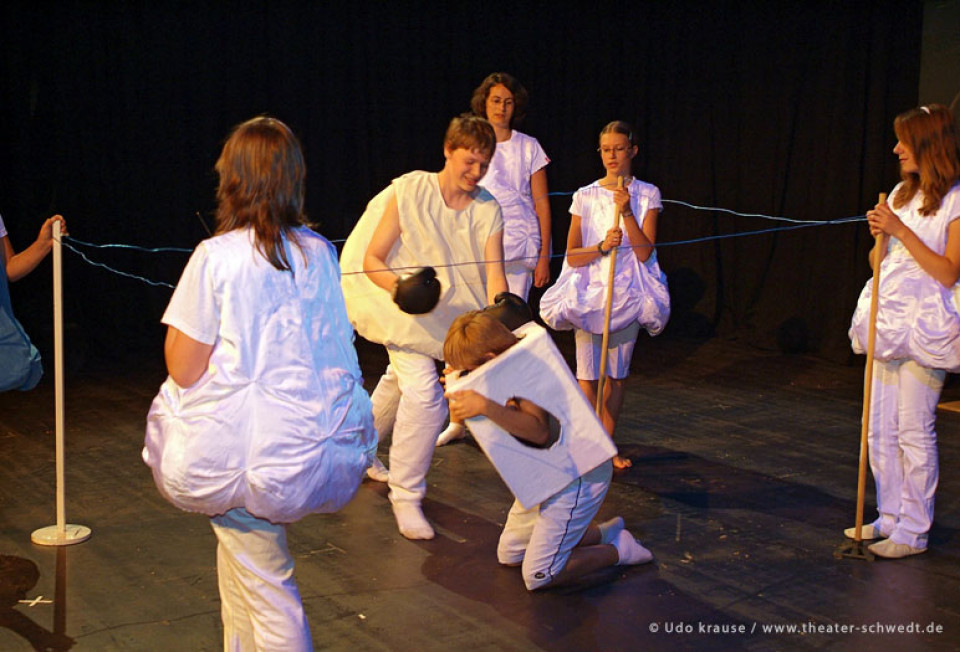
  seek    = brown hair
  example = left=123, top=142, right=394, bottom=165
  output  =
left=469, top=72, right=529, bottom=126
left=892, top=104, right=960, bottom=216
left=444, top=311, right=518, bottom=371
left=444, top=113, right=496, bottom=160
left=599, top=120, right=638, bottom=147
left=215, top=116, right=308, bottom=271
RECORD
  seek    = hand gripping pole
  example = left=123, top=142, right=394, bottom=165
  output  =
left=595, top=176, right=623, bottom=417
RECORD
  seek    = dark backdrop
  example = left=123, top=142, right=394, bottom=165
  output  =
left=1, top=1, right=923, bottom=368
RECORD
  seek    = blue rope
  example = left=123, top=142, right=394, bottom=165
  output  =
left=66, top=236, right=192, bottom=253
left=56, top=198, right=868, bottom=287
left=60, top=239, right=177, bottom=288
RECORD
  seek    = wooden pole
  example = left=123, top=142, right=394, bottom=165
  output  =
left=852, top=192, right=887, bottom=543
left=32, top=221, right=91, bottom=546
left=595, top=176, right=623, bottom=417
left=54, top=218, right=65, bottom=533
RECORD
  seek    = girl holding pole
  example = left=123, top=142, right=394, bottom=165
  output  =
left=0, top=213, right=67, bottom=392
left=847, top=104, right=960, bottom=558
left=540, top=121, right=669, bottom=470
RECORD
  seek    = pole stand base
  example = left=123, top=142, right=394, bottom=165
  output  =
left=31, top=524, right=92, bottom=547
left=834, top=538, right=875, bottom=561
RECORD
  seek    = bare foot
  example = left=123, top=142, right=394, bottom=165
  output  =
left=613, top=455, right=632, bottom=470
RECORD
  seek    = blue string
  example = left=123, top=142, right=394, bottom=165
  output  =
left=66, top=236, right=192, bottom=253
left=346, top=217, right=866, bottom=276
left=57, top=198, right=868, bottom=287
left=60, top=239, right=177, bottom=288
left=661, top=200, right=864, bottom=224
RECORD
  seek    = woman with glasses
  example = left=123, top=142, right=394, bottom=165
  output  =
left=540, top=120, right=668, bottom=470
left=469, top=72, right=552, bottom=300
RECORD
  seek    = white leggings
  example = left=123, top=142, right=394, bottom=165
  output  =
left=210, top=509, right=311, bottom=651
left=504, top=261, right=533, bottom=301
left=868, top=359, right=943, bottom=549
left=370, top=347, right=447, bottom=505
left=497, top=461, right=612, bottom=590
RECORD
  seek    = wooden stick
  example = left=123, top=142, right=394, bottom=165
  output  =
left=595, top=176, right=623, bottom=416
left=853, top=192, right=887, bottom=542
left=31, top=221, right=91, bottom=546
left=54, top=219, right=65, bottom=534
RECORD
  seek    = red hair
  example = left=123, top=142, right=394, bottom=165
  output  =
left=892, top=104, right=960, bottom=216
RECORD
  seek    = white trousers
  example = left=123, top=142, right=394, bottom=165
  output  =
left=497, top=461, right=612, bottom=590
left=210, top=509, right=312, bottom=651
left=371, top=347, right=447, bottom=505
left=868, top=359, right=942, bottom=549
left=505, top=262, right=533, bottom=301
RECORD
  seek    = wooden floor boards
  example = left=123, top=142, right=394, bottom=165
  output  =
left=1, top=333, right=957, bottom=650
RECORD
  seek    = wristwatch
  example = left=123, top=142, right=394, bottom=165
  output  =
left=597, top=243, right=610, bottom=256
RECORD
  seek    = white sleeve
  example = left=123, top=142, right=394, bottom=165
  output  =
left=569, top=188, right=584, bottom=217
left=162, top=243, right=219, bottom=345
left=528, top=137, right=550, bottom=175
left=648, top=184, right=663, bottom=211
left=0, top=214, right=7, bottom=239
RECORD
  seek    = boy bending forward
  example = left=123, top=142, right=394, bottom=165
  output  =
left=444, top=311, right=652, bottom=590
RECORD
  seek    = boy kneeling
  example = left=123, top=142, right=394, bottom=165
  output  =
left=444, top=311, right=653, bottom=590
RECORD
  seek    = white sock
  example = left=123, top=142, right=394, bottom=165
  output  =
left=366, top=457, right=389, bottom=482
left=436, top=422, right=465, bottom=446
left=613, top=529, right=653, bottom=565
left=598, top=516, right=624, bottom=545
left=392, top=503, right=435, bottom=540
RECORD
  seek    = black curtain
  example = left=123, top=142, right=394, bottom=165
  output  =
left=1, top=0, right=923, bottom=365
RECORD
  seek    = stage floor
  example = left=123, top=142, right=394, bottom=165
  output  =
left=1, top=333, right=958, bottom=650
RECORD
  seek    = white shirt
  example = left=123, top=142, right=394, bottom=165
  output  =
left=341, top=170, right=504, bottom=359
left=481, top=131, right=550, bottom=268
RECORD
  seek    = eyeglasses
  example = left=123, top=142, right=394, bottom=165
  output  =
left=598, top=146, right=631, bottom=155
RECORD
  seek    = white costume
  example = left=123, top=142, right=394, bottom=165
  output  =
left=341, top=171, right=503, bottom=506
left=447, top=324, right=616, bottom=589
left=540, top=178, right=668, bottom=336
left=481, top=131, right=550, bottom=299
left=849, top=182, right=960, bottom=549
left=540, top=178, right=669, bottom=379
left=144, top=226, right=376, bottom=649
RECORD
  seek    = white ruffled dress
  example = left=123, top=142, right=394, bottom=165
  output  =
left=849, top=183, right=960, bottom=371
left=540, top=178, right=670, bottom=335
left=144, top=227, right=377, bottom=523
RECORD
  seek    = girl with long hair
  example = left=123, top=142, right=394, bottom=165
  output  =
left=848, top=104, right=960, bottom=558
left=145, top=116, right=376, bottom=647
